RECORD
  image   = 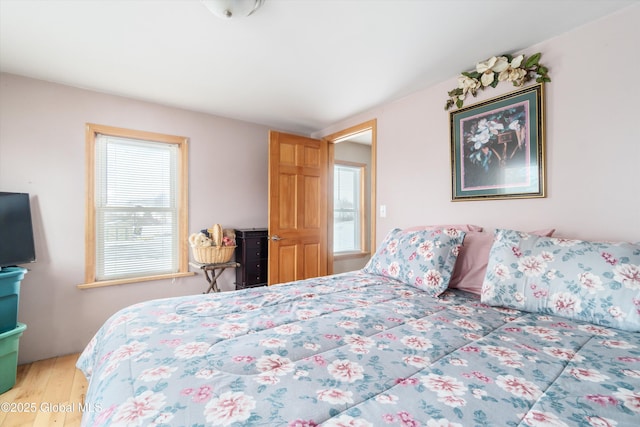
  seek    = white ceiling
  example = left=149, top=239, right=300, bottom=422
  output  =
left=0, top=0, right=633, bottom=135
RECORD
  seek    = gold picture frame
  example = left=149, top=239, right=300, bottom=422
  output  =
left=450, top=83, right=545, bottom=201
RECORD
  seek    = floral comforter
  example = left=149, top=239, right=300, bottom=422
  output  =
left=77, top=271, right=640, bottom=427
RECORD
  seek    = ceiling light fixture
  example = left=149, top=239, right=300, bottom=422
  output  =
left=201, top=0, right=265, bottom=19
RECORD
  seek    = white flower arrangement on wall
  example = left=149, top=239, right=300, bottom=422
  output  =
left=445, top=52, right=550, bottom=110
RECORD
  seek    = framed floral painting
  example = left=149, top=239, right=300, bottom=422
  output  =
left=449, top=83, right=545, bottom=201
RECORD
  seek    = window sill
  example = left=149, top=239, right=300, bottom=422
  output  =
left=333, top=251, right=370, bottom=261
left=78, top=271, right=195, bottom=289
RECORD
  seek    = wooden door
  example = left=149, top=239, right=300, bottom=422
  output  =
left=268, top=131, right=328, bottom=285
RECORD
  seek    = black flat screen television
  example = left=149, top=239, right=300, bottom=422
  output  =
left=0, top=192, right=36, bottom=268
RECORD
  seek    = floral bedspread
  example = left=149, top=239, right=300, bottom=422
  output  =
left=77, top=271, right=640, bottom=426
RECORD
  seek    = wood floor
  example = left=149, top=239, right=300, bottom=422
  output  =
left=0, top=353, right=87, bottom=427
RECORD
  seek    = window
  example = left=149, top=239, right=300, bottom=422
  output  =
left=333, top=162, right=365, bottom=253
left=80, top=124, right=191, bottom=288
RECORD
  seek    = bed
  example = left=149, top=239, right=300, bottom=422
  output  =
left=77, top=226, right=640, bottom=426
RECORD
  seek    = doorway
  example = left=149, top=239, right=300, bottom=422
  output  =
left=324, top=120, right=377, bottom=275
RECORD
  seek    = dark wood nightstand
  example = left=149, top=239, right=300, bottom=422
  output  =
left=234, top=228, right=268, bottom=289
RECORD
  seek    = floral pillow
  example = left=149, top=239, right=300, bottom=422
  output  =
left=363, top=228, right=466, bottom=296
left=481, top=229, right=640, bottom=331
left=402, top=224, right=483, bottom=233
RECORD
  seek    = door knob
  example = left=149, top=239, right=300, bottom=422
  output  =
left=269, top=235, right=283, bottom=241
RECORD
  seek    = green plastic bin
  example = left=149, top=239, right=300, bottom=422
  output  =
left=0, top=322, right=27, bottom=394
left=0, top=267, right=26, bottom=334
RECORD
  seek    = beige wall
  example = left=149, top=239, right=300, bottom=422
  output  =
left=0, top=74, right=271, bottom=363
left=318, top=5, right=640, bottom=245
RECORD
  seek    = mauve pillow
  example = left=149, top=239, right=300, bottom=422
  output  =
left=448, top=228, right=555, bottom=294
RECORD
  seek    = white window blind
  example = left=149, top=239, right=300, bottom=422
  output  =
left=334, top=164, right=362, bottom=253
left=95, top=134, right=178, bottom=281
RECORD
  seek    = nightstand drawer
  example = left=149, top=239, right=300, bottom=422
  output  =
left=244, top=259, right=267, bottom=273
left=244, top=237, right=266, bottom=249
left=244, top=262, right=267, bottom=283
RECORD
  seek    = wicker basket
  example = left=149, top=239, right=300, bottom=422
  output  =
left=191, top=245, right=235, bottom=264
left=190, top=224, right=235, bottom=264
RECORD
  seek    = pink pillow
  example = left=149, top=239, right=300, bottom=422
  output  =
left=403, top=224, right=483, bottom=232
left=448, top=228, right=555, bottom=294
